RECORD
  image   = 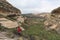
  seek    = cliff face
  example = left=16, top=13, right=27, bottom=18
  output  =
left=44, top=7, right=60, bottom=34
left=0, top=0, right=21, bottom=17
left=0, top=0, right=24, bottom=28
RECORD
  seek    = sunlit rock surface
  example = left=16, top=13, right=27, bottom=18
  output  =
left=44, top=7, right=60, bottom=34
left=0, top=0, right=24, bottom=28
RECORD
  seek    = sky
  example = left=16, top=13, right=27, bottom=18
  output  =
left=7, top=0, right=60, bottom=14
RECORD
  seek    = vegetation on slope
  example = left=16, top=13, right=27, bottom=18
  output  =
left=21, top=16, right=60, bottom=40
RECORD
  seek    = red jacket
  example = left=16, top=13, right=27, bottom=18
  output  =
left=17, top=27, right=22, bottom=33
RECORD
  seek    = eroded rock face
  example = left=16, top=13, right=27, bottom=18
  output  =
left=0, top=18, right=19, bottom=28
left=0, top=0, right=24, bottom=28
left=0, top=0, right=21, bottom=17
left=44, top=7, right=60, bottom=34
left=51, top=7, right=60, bottom=15
left=17, top=16, right=24, bottom=23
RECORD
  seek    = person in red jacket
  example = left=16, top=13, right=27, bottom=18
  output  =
left=17, top=26, right=22, bottom=36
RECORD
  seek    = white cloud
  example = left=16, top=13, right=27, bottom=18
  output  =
left=7, top=0, right=60, bottom=13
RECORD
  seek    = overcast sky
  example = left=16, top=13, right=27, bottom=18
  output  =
left=7, top=0, right=60, bottom=13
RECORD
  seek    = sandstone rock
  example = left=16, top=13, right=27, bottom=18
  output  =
left=0, top=0, right=21, bottom=17
left=0, top=18, right=19, bottom=28
left=0, top=0, right=24, bottom=28
left=51, top=7, right=60, bottom=15
left=17, top=16, right=24, bottom=23
left=44, top=7, right=60, bottom=34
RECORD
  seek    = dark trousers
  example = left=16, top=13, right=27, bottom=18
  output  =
left=17, top=32, right=22, bottom=36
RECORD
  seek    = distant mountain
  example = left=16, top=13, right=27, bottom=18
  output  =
left=22, top=12, right=50, bottom=19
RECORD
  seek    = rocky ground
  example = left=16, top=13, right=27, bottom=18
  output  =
left=0, top=31, right=18, bottom=40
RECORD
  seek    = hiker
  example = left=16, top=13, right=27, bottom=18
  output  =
left=17, top=26, right=25, bottom=36
left=17, top=26, right=22, bottom=36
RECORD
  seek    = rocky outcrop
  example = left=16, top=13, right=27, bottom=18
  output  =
left=44, top=7, right=60, bottom=34
left=0, top=0, right=21, bottom=17
left=51, top=7, right=60, bottom=15
left=0, top=0, right=24, bottom=28
left=0, top=18, right=19, bottom=28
